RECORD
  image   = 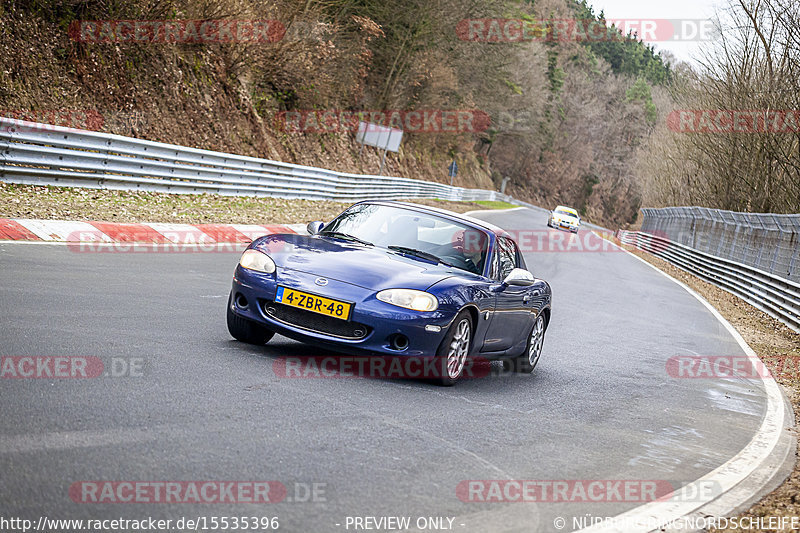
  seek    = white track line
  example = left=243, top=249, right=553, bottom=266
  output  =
left=575, top=232, right=789, bottom=533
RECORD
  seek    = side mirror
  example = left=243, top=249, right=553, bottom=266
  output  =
left=503, top=268, right=536, bottom=286
left=307, top=221, right=325, bottom=235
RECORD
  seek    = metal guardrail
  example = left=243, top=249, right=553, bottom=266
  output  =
left=641, top=206, right=800, bottom=284
left=0, top=116, right=617, bottom=237
left=617, top=229, right=800, bottom=333
left=0, top=116, right=520, bottom=204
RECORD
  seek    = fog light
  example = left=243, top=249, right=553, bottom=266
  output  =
left=235, top=293, right=249, bottom=309
left=389, top=334, right=409, bottom=350
left=425, top=325, right=442, bottom=333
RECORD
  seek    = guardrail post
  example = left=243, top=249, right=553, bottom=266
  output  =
left=0, top=120, right=8, bottom=180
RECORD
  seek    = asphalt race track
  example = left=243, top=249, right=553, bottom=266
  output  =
left=0, top=207, right=771, bottom=532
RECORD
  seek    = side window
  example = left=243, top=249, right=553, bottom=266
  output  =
left=495, top=237, right=516, bottom=281
left=510, top=239, right=523, bottom=268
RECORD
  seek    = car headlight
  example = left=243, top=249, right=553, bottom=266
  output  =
left=377, top=289, right=438, bottom=311
left=239, top=249, right=276, bottom=273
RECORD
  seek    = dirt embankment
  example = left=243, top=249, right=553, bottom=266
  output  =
left=0, top=8, right=495, bottom=194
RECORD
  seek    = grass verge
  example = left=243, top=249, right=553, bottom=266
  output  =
left=0, top=183, right=498, bottom=225
left=474, top=200, right=519, bottom=210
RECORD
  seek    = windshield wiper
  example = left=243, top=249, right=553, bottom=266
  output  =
left=319, top=231, right=373, bottom=246
left=388, top=246, right=454, bottom=267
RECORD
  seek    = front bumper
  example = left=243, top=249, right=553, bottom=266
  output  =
left=230, top=265, right=455, bottom=357
left=554, top=220, right=579, bottom=231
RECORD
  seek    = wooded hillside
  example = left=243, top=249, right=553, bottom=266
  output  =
left=1, top=0, right=675, bottom=225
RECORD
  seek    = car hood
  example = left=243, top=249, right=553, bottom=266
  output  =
left=252, top=234, right=460, bottom=290
left=553, top=214, right=578, bottom=222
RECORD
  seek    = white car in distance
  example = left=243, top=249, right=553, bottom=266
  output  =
left=547, top=206, right=581, bottom=233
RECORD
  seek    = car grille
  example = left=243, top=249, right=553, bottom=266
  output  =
left=261, top=300, right=371, bottom=339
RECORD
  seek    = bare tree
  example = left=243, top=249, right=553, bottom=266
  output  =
left=639, top=0, right=800, bottom=213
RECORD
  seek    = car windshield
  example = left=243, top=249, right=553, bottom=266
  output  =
left=321, top=203, right=490, bottom=275
left=555, top=209, right=577, bottom=218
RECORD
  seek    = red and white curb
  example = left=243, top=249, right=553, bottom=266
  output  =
left=0, top=218, right=306, bottom=245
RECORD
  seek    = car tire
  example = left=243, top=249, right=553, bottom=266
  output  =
left=506, top=314, right=545, bottom=374
left=227, top=303, right=275, bottom=345
left=434, top=311, right=473, bottom=386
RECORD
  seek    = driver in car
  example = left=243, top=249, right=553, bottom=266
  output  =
left=451, top=229, right=488, bottom=275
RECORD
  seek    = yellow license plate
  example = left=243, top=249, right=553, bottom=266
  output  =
left=275, top=286, right=352, bottom=320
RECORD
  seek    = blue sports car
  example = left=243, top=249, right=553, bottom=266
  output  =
left=227, top=201, right=552, bottom=385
